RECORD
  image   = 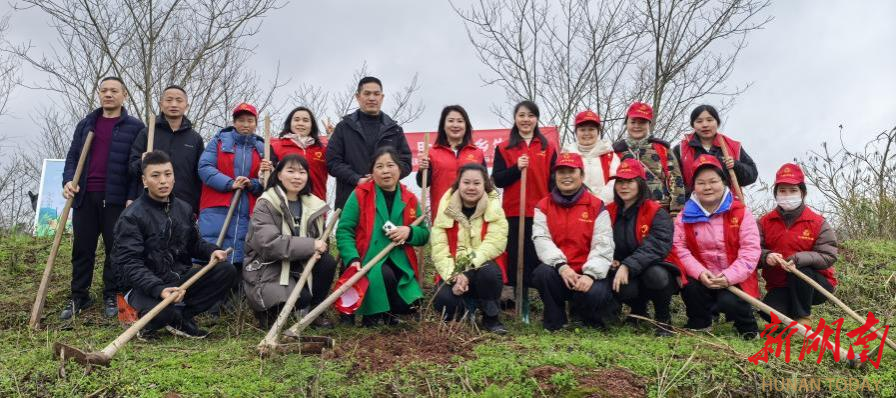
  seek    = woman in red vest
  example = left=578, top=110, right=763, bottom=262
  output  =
left=759, top=163, right=837, bottom=326
left=430, top=163, right=508, bottom=334
left=564, top=109, right=619, bottom=202
left=673, top=154, right=761, bottom=339
left=673, top=105, right=758, bottom=197
left=417, top=105, right=486, bottom=219
left=270, top=106, right=328, bottom=201
left=492, top=100, right=557, bottom=294
left=531, top=153, right=614, bottom=331
left=335, top=147, right=430, bottom=326
left=605, top=159, right=679, bottom=336
left=612, top=102, right=685, bottom=214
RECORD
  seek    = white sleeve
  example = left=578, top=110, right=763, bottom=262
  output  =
left=581, top=209, right=614, bottom=280
left=532, top=207, right=567, bottom=267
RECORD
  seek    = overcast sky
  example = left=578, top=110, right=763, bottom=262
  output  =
left=2, top=0, right=895, bottom=198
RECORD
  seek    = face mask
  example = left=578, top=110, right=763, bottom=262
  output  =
left=776, top=194, right=802, bottom=211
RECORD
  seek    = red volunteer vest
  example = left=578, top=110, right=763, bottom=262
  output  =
left=199, top=140, right=262, bottom=213
left=680, top=133, right=742, bottom=188
left=536, top=191, right=604, bottom=274
left=498, top=136, right=557, bottom=217
left=352, top=181, right=419, bottom=274
left=682, top=200, right=760, bottom=297
left=759, top=207, right=837, bottom=289
left=598, top=152, right=614, bottom=183
left=427, top=144, right=485, bottom=219
left=271, top=138, right=328, bottom=201
left=606, top=200, right=687, bottom=286
left=443, top=221, right=509, bottom=283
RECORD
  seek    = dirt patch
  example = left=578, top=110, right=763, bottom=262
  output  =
left=527, top=365, right=646, bottom=397
left=328, top=320, right=489, bottom=372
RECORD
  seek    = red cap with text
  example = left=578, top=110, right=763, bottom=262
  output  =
left=626, top=102, right=653, bottom=121
left=774, top=163, right=805, bottom=185
left=553, top=152, right=585, bottom=171
left=574, top=109, right=601, bottom=126
left=612, top=158, right=647, bottom=180
left=692, top=154, right=724, bottom=181
left=232, top=102, right=258, bottom=118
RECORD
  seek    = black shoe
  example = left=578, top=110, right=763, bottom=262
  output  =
left=166, top=319, right=210, bottom=339
left=340, top=313, right=356, bottom=326
left=655, top=326, right=674, bottom=337
left=362, top=314, right=381, bottom=327
left=137, top=328, right=161, bottom=341
left=59, top=297, right=94, bottom=320
left=383, top=313, right=401, bottom=326
left=740, top=331, right=759, bottom=340
left=103, top=297, right=118, bottom=318
left=482, top=316, right=508, bottom=335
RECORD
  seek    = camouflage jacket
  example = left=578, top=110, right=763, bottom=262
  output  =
left=612, top=137, right=686, bottom=214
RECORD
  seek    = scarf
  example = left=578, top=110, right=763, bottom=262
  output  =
left=577, top=142, right=597, bottom=154
left=551, top=186, right=585, bottom=208
left=682, top=188, right=733, bottom=224
left=283, top=133, right=315, bottom=149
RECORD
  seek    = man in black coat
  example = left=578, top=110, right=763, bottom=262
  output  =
left=325, top=76, right=412, bottom=209
left=114, top=151, right=234, bottom=339
left=128, top=85, right=205, bottom=215
left=61, top=76, right=145, bottom=320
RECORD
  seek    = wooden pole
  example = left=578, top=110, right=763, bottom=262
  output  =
left=515, top=168, right=528, bottom=319
left=416, top=131, right=431, bottom=287
left=216, top=189, right=243, bottom=247
left=30, top=132, right=95, bottom=329
left=146, top=113, right=156, bottom=153
left=258, top=210, right=341, bottom=353
left=261, top=114, right=272, bottom=187
left=717, top=133, right=744, bottom=201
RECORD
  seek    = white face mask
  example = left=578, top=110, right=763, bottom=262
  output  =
left=776, top=194, right=803, bottom=211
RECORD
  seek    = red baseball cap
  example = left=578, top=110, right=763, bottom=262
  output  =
left=626, top=102, right=653, bottom=121
left=553, top=152, right=584, bottom=171
left=774, top=163, right=805, bottom=185
left=612, top=158, right=646, bottom=180
left=232, top=102, right=258, bottom=118
left=692, top=154, right=724, bottom=180
left=574, top=109, right=601, bottom=126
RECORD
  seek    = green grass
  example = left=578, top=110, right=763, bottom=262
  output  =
left=0, top=234, right=894, bottom=397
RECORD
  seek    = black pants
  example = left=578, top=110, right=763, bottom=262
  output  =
left=761, top=268, right=832, bottom=321
left=372, top=260, right=414, bottom=316
left=254, top=253, right=338, bottom=327
left=613, top=264, right=677, bottom=322
left=681, top=277, right=758, bottom=334
left=532, top=263, right=615, bottom=331
left=127, top=262, right=236, bottom=331
left=71, top=191, right=123, bottom=301
left=433, top=262, right=503, bottom=321
left=506, top=217, right=537, bottom=288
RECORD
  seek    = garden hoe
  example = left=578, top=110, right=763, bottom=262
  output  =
left=515, top=167, right=530, bottom=324
left=29, top=131, right=94, bottom=330
left=283, top=216, right=426, bottom=338
left=416, top=130, right=430, bottom=287
left=53, top=249, right=232, bottom=367
left=257, top=210, right=341, bottom=357
left=216, top=189, right=243, bottom=247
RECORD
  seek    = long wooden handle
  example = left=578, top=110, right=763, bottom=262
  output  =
left=788, top=265, right=896, bottom=351
left=416, top=131, right=431, bottom=286
left=146, top=114, right=156, bottom=153
left=727, top=286, right=852, bottom=362
left=286, top=216, right=425, bottom=336
left=515, top=169, right=528, bottom=318
left=29, top=132, right=95, bottom=330
left=101, top=248, right=232, bottom=357
left=259, top=210, right=341, bottom=348
left=216, top=189, right=243, bottom=247
left=717, top=134, right=744, bottom=201
left=261, top=114, right=272, bottom=187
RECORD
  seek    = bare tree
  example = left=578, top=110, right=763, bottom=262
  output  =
left=0, top=13, right=21, bottom=118
left=453, top=0, right=771, bottom=144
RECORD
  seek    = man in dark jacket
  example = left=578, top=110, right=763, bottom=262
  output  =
left=128, top=85, right=205, bottom=214
left=115, top=151, right=234, bottom=339
left=325, top=76, right=412, bottom=209
left=61, top=76, right=145, bottom=320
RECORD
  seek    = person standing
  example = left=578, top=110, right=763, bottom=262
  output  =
left=564, top=109, right=619, bottom=202
left=271, top=106, right=328, bottom=201
left=60, top=76, right=145, bottom=320
left=326, top=76, right=412, bottom=209
left=128, top=85, right=205, bottom=215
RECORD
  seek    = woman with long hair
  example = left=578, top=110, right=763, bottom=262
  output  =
left=271, top=106, right=328, bottom=200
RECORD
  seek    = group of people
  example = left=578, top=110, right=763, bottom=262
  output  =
left=59, top=75, right=837, bottom=340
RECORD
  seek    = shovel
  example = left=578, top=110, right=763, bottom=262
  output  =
left=257, top=210, right=341, bottom=356
left=54, top=249, right=232, bottom=367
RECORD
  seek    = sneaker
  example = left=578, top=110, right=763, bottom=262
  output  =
left=59, top=298, right=94, bottom=320
left=103, top=297, right=118, bottom=318
left=166, top=319, right=210, bottom=339
left=655, top=326, right=674, bottom=337
left=312, top=316, right=334, bottom=329
left=482, top=316, right=508, bottom=335
left=137, top=328, right=161, bottom=341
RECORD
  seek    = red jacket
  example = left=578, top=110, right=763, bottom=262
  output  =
left=495, top=136, right=557, bottom=217
left=679, top=133, right=741, bottom=188
left=271, top=138, right=328, bottom=200
left=424, top=143, right=485, bottom=219
left=607, top=200, right=686, bottom=286
left=759, top=207, right=837, bottom=289
left=535, top=192, right=604, bottom=274
left=199, top=140, right=261, bottom=213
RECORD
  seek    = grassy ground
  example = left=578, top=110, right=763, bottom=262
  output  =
left=0, top=234, right=894, bottom=397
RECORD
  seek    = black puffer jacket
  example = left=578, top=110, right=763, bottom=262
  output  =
left=113, top=192, right=219, bottom=298
left=611, top=200, right=675, bottom=276
left=127, top=115, right=205, bottom=213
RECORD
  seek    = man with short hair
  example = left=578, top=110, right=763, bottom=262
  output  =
left=61, top=76, right=145, bottom=320
left=325, top=76, right=413, bottom=209
left=128, top=85, right=205, bottom=215
left=114, top=150, right=234, bottom=339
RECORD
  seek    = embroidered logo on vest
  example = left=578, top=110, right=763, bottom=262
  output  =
left=799, top=228, right=814, bottom=241
left=580, top=210, right=591, bottom=222
left=640, top=224, right=649, bottom=236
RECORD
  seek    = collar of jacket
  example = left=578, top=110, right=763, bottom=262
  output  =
left=771, top=203, right=806, bottom=226
left=139, top=189, right=175, bottom=209
left=682, top=188, right=733, bottom=223
left=156, top=113, right=193, bottom=133
left=565, top=139, right=613, bottom=157
left=217, top=126, right=261, bottom=153
left=344, top=109, right=398, bottom=135
left=86, top=106, right=132, bottom=127
left=551, top=186, right=586, bottom=208
left=435, top=190, right=501, bottom=229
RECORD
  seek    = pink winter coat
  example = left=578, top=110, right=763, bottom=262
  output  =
left=672, top=208, right=761, bottom=285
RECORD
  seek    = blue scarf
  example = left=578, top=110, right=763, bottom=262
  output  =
left=682, top=189, right=733, bottom=224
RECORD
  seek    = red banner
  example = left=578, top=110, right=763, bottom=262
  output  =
left=405, top=127, right=560, bottom=171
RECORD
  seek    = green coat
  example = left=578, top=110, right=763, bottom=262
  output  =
left=336, top=182, right=429, bottom=316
